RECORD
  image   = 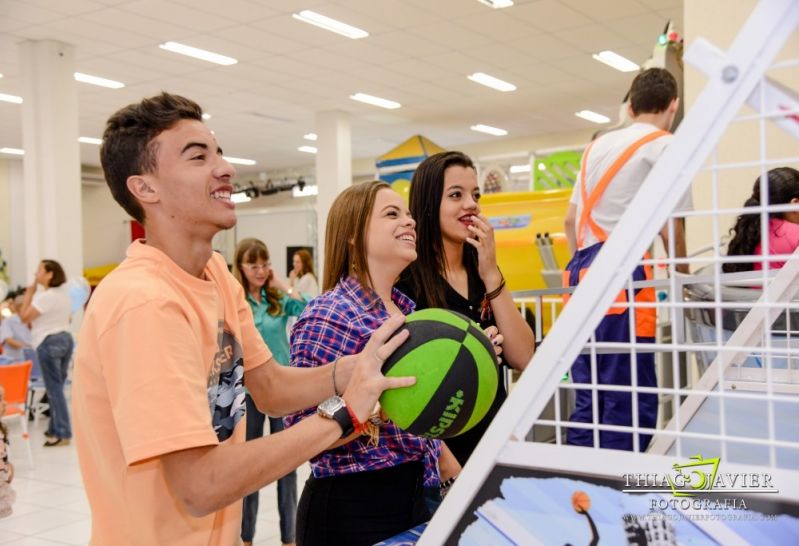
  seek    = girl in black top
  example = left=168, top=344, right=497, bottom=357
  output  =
left=396, top=151, right=535, bottom=467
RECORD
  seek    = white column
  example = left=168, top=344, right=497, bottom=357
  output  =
left=8, top=159, right=27, bottom=287
left=19, top=39, right=83, bottom=280
left=314, top=110, right=352, bottom=282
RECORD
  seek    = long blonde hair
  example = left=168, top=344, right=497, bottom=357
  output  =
left=233, top=238, right=282, bottom=316
left=323, top=181, right=391, bottom=292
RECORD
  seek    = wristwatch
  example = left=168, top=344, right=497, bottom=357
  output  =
left=317, top=396, right=354, bottom=438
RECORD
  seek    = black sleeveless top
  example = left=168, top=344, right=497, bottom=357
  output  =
left=395, top=270, right=507, bottom=467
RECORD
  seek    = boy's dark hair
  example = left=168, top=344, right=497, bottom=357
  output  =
left=100, top=92, right=203, bottom=223
left=629, top=68, right=678, bottom=116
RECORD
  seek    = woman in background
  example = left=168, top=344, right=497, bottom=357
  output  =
left=233, top=238, right=308, bottom=546
left=19, top=260, right=73, bottom=447
left=289, top=249, right=320, bottom=299
left=724, top=167, right=799, bottom=272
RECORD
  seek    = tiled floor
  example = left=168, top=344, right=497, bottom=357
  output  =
left=0, top=416, right=309, bottom=545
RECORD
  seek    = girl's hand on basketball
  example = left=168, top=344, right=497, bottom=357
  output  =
left=465, top=214, right=501, bottom=289
left=344, top=314, right=414, bottom=422
left=484, top=326, right=504, bottom=364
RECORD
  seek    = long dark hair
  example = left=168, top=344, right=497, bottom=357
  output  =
left=724, top=167, right=799, bottom=273
left=407, top=151, right=480, bottom=308
left=233, top=238, right=282, bottom=316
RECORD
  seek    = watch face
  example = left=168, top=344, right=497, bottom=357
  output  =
left=318, top=396, right=345, bottom=417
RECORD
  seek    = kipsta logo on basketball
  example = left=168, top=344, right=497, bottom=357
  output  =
left=428, top=389, right=464, bottom=437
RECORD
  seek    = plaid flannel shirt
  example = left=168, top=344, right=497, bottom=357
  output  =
left=284, top=276, right=442, bottom=486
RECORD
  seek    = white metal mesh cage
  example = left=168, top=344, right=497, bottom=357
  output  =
left=420, top=1, right=799, bottom=544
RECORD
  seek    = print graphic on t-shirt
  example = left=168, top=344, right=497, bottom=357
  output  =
left=207, top=320, right=245, bottom=441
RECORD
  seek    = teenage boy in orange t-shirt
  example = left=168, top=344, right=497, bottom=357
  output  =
left=72, top=92, right=414, bottom=546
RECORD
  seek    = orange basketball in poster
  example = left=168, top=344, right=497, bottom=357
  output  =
left=571, top=491, right=591, bottom=513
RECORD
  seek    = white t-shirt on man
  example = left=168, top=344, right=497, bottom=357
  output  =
left=570, top=122, right=693, bottom=250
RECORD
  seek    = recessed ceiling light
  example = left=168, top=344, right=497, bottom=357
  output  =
left=575, top=110, right=611, bottom=124
left=0, top=73, right=3, bottom=78
left=223, top=156, right=256, bottom=166
left=158, top=41, right=237, bottom=66
left=202, top=113, right=212, bottom=121
left=79, top=136, right=102, bottom=145
left=303, top=133, right=318, bottom=141
left=467, top=72, right=516, bottom=92
left=471, top=124, right=508, bottom=136
left=231, top=193, right=251, bottom=204
left=350, top=92, right=401, bottom=110
left=0, top=147, right=24, bottom=155
left=0, top=93, right=22, bottom=104
left=477, top=0, right=514, bottom=8
left=298, top=146, right=318, bottom=154
left=292, top=10, right=369, bottom=39
left=592, top=50, right=639, bottom=73
left=74, top=72, right=125, bottom=89
left=510, top=164, right=531, bottom=174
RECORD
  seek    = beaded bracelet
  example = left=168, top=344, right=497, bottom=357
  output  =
left=480, top=273, right=506, bottom=321
left=440, top=475, right=458, bottom=496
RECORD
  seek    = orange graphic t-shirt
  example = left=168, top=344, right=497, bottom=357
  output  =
left=73, top=241, right=271, bottom=545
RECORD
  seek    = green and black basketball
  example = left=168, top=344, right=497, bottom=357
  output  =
left=379, top=308, right=499, bottom=439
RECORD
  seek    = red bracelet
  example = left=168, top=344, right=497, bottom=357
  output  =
left=344, top=399, right=365, bottom=435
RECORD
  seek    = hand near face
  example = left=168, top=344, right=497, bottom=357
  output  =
left=266, top=267, right=279, bottom=288
left=465, top=214, right=501, bottom=287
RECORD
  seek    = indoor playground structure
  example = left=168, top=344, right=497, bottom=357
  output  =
left=376, top=134, right=446, bottom=200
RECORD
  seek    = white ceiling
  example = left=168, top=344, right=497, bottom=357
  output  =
left=0, top=0, right=682, bottom=174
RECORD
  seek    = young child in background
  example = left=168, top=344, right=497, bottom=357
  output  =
left=724, top=167, right=799, bottom=272
left=0, top=289, right=33, bottom=364
left=0, top=386, right=16, bottom=518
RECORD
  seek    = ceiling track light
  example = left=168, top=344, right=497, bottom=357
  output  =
left=292, top=10, right=369, bottom=39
